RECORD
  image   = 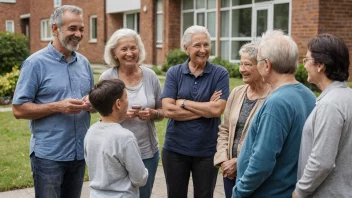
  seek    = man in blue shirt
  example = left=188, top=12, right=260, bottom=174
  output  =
left=233, top=30, right=316, bottom=197
left=12, top=5, right=94, bottom=198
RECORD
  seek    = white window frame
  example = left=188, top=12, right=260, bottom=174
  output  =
left=181, top=0, right=218, bottom=58
left=53, top=0, right=61, bottom=8
left=0, top=0, right=16, bottom=3
left=123, top=11, right=140, bottom=33
left=220, top=0, right=291, bottom=62
left=5, top=20, right=14, bottom=33
left=156, top=0, right=163, bottom=48
left=40, top=19, right=53, bottom=41
left=89, top=15, right=98, bottom=43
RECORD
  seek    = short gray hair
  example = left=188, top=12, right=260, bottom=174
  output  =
left=50, top=5, right=83, bottom=28
left=239, top=42, right=259, bottom=61
left=182, top=25, right=211, bottom=48
left=259, top=30, right=299, bottom=74
left=104, top=28, right=146, bottom=67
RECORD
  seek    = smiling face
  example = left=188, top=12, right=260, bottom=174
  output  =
left=113, top=37, right=139, bottom=67
left=304, top=50, right=320, bottom=84
left=56, top=11, right=84, bottom=52
left=184, top=33, right=210, bottom=66
left=239, top=53, right=262, bottom=85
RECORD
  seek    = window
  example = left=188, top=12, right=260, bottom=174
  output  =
left=220, top=0, right=290, bottom=62
left=181, top=0, right=217, bottom=57
left=156, top=0, right=163, bottom=47
left=41, top=19, right=53, bottom=41
left=124, top=12, right=140, bottom=33
left=5, top=20, right=14, bottom=33
left=89, top=15, right=97, bottom=42
left=53, top=0, right=61, bottom=8
left=0, top=0, right=16, bottom=3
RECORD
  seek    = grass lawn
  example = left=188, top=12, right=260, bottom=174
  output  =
left=0, top=75, right=244, bottom=191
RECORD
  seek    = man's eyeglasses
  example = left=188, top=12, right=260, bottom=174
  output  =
left=239, top=62, right=254, bottom=68
left=303, top=58, right=314, bottom=65
left=257, top=58, right=267, bottom=63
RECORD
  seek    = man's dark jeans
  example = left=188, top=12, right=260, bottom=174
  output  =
left=30, top=153, right=85, bottom=198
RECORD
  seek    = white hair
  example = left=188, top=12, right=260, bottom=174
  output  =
left=50, top=5, right=83, bottom=28
left=239, top=42, right=260, bottom=61
left=259, top=30, right=299, bottom=74
left=182, top=25, right=211, bottom=48
left=104, top=28, right=146, bottom=67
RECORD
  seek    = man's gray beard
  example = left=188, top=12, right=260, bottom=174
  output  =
left=58, top=32, right=80, bottom=52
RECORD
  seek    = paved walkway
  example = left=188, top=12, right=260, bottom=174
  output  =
left=0, top=166, right=225, bottom=198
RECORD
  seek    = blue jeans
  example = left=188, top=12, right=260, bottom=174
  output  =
left=30, top=153, right=86, bottom=198
left=140, top=150, right=160, bottom=198
left=223, top=177, right=236, bottom=198
left=162, top=148, right=219, bottom=198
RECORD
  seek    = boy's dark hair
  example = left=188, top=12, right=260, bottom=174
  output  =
left=89, top=79, right=126, bottom=116
left=308, top=33, right=350, bottom=81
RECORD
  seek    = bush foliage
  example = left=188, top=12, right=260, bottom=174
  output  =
left=294, top=64, right=318, bottom=91
left=0, top=32, right=29, bottom=75
left=210, top=57, right=241, bottom=78
left=162, top=49, right=188, bottom=72
left=0, top=67, right=20, bottom=97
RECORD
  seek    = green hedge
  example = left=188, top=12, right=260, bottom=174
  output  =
left=294, top=64, right=318, bottom=91
left=0, top=67, right=20, bottom=97
left=162, top=49, right=188, bottom=72
left=210, top=57, right=241, bottom=78
left=0, top=32, right=29, bottom=75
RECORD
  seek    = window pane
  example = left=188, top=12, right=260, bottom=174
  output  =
left=183, top=12, right=194, bottom=33
left=221, top=0, right=230, bottom=8
left=221, top=11, right=230, bottom=37
left=231, top=41, right=248, bottom=60
left=256, top=9, right=268, bottom=37
left=196, top=0, right=205, bottom=9
left=136, top=13, right=140, bottom=33
left=183, top=0, right=193, bottom=10
left=41, top=21, right=44, bottom=38
left=211, top=40, right=216, bottom=56
left=157, top=14, right=162, bottom=42
left=274, top=3, right=289, bottom=34
left=232, top=8, right=252, bottom=37
left=46, top=21, right=51, bottom=38
left=197, top=13, right=205, bottom=26
left=220, top=40, right=229, bottom=60
left=255, top=0, right=271, bottom=3
left=232, top=0, right=252, bottom=6
left=157, top=0, right=162, bottom=12
left=207, top=11, right=216, bottom=37
left=92, top=18, right=97, bottom=39
left=207, top=0, right=216, bottom=9
left=126, top=14, right=135, bottom=30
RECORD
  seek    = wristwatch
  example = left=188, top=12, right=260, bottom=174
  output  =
left=180, top=99, right=186, bottom=109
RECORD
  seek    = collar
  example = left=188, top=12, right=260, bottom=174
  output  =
left=181, top=58, right=213, bottom=75
left=47, top=42, right=77, bottom=63
left=316, top=81, right=348, bottom=102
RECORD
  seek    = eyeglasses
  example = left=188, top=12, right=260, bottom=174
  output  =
left=239, top=62, right=254, bottom=68
left=303, top=58, right=314, bottom=65
left=257, top=58, right=267, bottom=63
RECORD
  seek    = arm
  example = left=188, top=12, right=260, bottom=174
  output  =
left=12, top=99, right=89, bottom=120
left=234, top=114, right=287, bottom=197
left=178, top=97, right=227, bottom=118
left=123, top=139, right=149, bottom=187
left=295, top=104, right=342, bottom=198
left=162, top=98, right=201, bottom=121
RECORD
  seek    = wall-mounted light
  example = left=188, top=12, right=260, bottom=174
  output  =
left=143, top=5, right=147, bottom=13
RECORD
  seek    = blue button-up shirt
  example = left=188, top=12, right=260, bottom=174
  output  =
left=161, top=59, right=229, bottom=157
left=12, top=43, right=94, bottom=161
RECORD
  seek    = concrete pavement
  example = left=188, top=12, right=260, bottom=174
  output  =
left=0, top=165, right=225, bottom=198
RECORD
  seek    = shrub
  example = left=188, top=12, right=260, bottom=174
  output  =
left=162, top=49, right=188, bottom=72
left=0, top=32, right=30, bottom=75
left=210, top=57, right=241, bottom=78
left=151, top=65, right=162, bottom=75
left=0, top=66, right=20, bottom=97
left=294, top=64, right=318, bottom=91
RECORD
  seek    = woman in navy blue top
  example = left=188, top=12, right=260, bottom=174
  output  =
left=161, top=25, right=229, bottom=198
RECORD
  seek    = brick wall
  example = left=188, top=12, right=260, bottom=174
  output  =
left=0, top=1, right=30, bottom=34
left=140, top=0, right=155, bottom=65
left=106, top=13, right=123, bottom=39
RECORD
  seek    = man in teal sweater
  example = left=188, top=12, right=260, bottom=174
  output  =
left=233, top=30, right=316, bottom=197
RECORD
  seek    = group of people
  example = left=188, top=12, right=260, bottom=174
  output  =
left=11, top=4, right=351, bottom=198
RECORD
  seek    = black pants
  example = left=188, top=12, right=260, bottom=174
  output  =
left=162, top=148, right=219, bottom=198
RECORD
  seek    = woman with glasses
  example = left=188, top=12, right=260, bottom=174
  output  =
left=214, top=42, right=271, bottom=198
left=293, top=34, right=352, bottom=198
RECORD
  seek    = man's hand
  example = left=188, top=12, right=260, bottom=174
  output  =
left=210, top=90, right=222, bottom=102
left=57, top=98, right=89, bottom=114
left=221, top=158, right=237, bottom=180
left=82, top=95, right=96, bottom=113
left=292, top=191, right=300, bottom=198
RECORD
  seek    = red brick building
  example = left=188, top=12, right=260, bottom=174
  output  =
left=1, top=0, right=351, bottom=74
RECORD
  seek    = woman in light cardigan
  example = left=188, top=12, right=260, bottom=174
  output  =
left=214, top=42, right=271, bottom=198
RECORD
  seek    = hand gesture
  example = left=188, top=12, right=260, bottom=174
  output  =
left=138, top=108, right=156, bottom=120
left=57, top=98, right=89, bottom=114
left=210, top=90, right=222, bottom=102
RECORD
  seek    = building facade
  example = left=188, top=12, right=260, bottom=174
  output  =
left=1, top=0, right=351, bottom=72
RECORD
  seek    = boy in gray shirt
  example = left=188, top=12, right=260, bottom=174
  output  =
left=84, top=79, right=148, bottom=198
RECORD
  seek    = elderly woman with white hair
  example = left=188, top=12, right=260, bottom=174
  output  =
left=99, top=28, right=164, bottom=198
left=214, top=42, right=271, bottom=198
left=161, top=25, right=229, bottom=198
